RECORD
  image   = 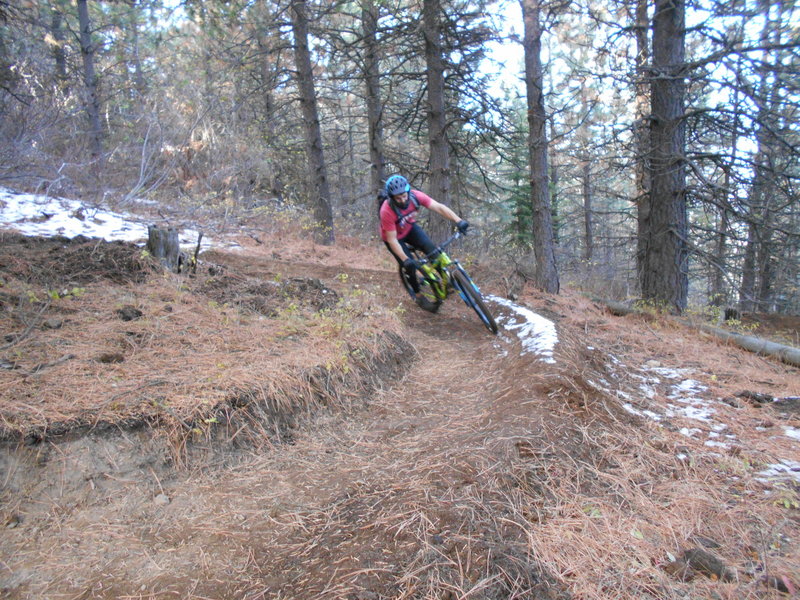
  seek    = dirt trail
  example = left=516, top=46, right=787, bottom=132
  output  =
left=1, top=262, right=569, bottom=599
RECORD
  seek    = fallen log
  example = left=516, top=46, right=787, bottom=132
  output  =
left=694, top=322, right=800, bottom=368
left=589, top=296, right=800, bottom=369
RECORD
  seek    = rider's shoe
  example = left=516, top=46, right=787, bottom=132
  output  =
left=416, top=295, right=440, bottom=313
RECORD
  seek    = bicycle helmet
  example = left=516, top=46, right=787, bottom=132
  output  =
left=385, top=174, right=410, bottom=198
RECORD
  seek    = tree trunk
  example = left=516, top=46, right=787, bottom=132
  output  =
left=709, top=203, right=729, bottom=306
left=640, top=0, right=688, bottom=312
left=632, top=0, right=650, bottom=289
left=423, top=0, right=451, bottom=242
left=776, top=229, right=799, bottom=313
left=362, top=0, right=386, bottom=233
left=549, top=119, right=560, bottom=245
left=256, top=9, right=286, bottom=204
left=521, top=0, right=559, bottom=294
left=711, top=69, right=740, bottom=308
left=755, top=206, right=776, bottom=311
left=50, top=7, right=68, bottom=87
left=290, top=0, right=334, bottom=245
left=738, top=7, right=781, bottom=313
left=129, top=0, right=146, bottom=99
left=197, top=4, right=215, bottom=117
left=77, top=0, right=103, bottom=160
left=582, top=160, right=593, bottom=262
left=739, top=220, right=759, bottom=312
left=752, top=7, right=784, bottom=313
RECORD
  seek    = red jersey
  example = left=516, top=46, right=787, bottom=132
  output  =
left=379, top=190, right=433, bottom=242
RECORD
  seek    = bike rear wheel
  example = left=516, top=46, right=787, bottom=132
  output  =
left=451, top=268, right=498, bottom=334
left=398, top=264, right=443, bottom=304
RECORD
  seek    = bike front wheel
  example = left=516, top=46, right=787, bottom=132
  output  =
left=451, top=268, right=498, bottom=334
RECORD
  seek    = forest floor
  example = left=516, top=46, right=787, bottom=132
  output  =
left=0, top=227, right=799, bottom=600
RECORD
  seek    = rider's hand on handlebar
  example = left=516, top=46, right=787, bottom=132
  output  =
left=456, top=220, right=469, bottom=234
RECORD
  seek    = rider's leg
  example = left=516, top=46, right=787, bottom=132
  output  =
left=403, top=224, right=438, bottom=258
left=383, top=237, right=438, bottom=313
left=384, top=240, right=420, bottom=293
left=402, top=225, right=440, bottom=313
left=405, top=224, right=453, bottom=291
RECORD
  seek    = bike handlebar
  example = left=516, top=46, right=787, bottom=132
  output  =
left=422, top=230, right=464, bottom=260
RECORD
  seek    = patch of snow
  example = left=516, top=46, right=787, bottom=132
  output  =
left=648, top=367, right=691, bottom=379
left=666, top=403, right=715, bottom=422
left=639, top=384, right=657, bottom=399
left=0, top=188, right=148, bottom=242
left=587, top=379, right=610, bottom=394
left=757, top=459, right=800, bottom=483
left=669, top=379, right=706, bottom=398
left=642, top=409, right=663, bottom=420
left=623, top=402, right=663, bottom=421
left=784, top=427, right=800, bottom=442
left=487, top=295, right=557, bottom=363
left=622, top=403, right=639, bottom=416
left=493, top=342, right=509, bottom=358
left=630, top=371, right=661, bottom=385
left=704, top=440, right=729, bottom=449
left=0, top=187, right=217, bottom=250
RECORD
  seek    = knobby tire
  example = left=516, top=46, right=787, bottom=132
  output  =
left=451, top=269, right=498, bottom=334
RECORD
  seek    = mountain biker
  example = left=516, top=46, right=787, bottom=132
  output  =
left=379, top=174, right=469, bottom=312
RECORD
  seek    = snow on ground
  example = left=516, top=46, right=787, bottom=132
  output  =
left=0, top=187, right=214, bottom=250
left=758, top=459, right=800, bottom=483
left=617, top=363, right=800, bottom=484
left=488, top=295, right=558, bottom=363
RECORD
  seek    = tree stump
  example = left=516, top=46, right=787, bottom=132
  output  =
left=147, top=225, right=180, bottom=271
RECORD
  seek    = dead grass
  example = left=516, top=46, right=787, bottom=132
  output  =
left=503, top=287, right=800, bottom=600
left=225, top=227, right=396, bottom=273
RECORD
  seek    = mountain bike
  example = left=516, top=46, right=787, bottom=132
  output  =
left=399, top=231, right=498, bottom=334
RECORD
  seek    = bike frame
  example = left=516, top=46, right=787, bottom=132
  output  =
left=410, top=232, right=473, bottom=301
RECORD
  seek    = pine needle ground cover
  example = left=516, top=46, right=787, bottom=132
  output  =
left=0, top=232, right=406, bottom=444
left=0, top=231, right=798, bottom=600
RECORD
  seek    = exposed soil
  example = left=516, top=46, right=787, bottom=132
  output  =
left=1, top=231, right=799, bottom=600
